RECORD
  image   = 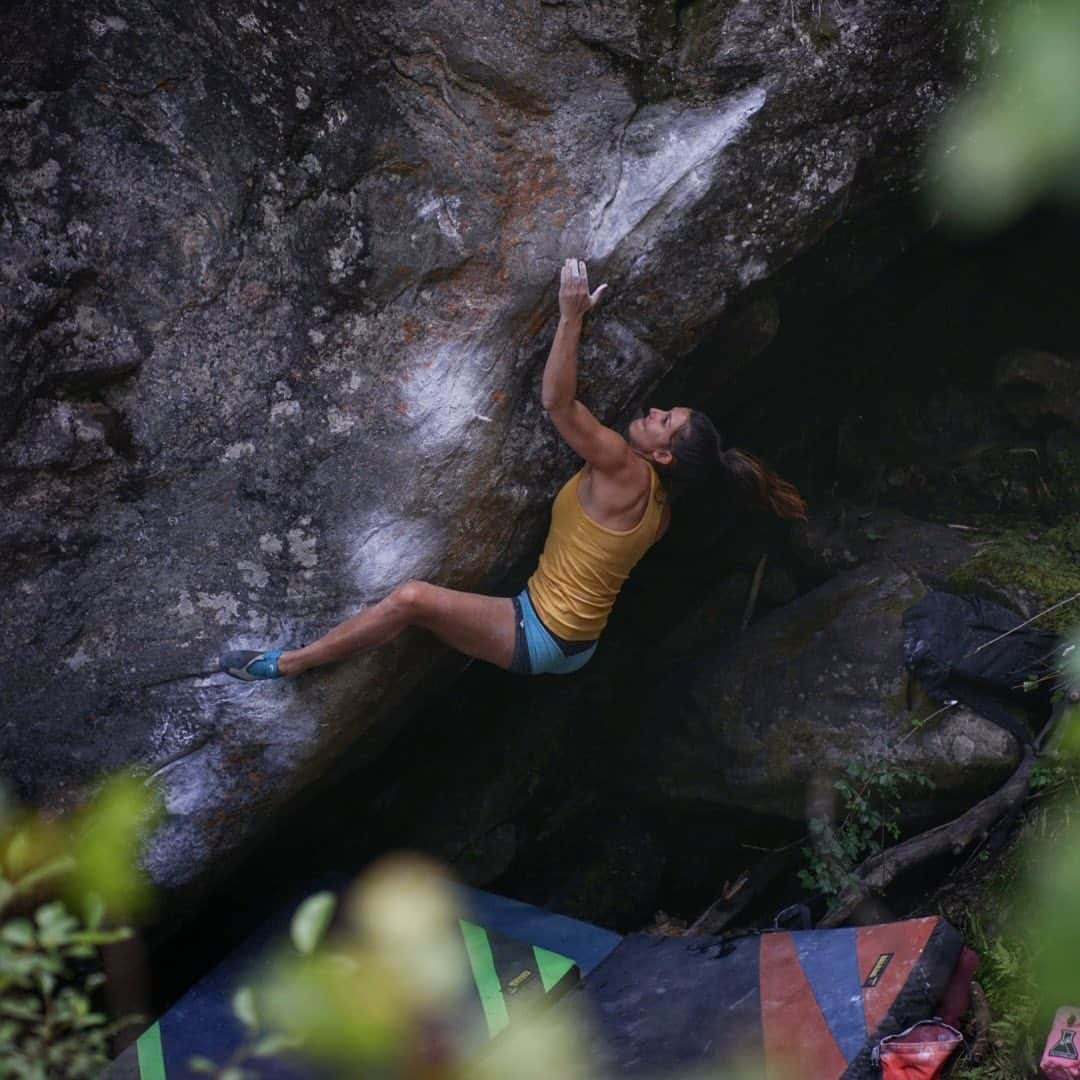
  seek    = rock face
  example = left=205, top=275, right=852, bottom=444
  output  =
left=2, top=0, right=965, bottom=893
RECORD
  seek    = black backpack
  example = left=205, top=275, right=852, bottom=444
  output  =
left=902, top=591, right=1063, bottom=748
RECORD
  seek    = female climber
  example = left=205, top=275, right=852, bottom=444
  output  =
left=221, top=258, right=806, bottom=680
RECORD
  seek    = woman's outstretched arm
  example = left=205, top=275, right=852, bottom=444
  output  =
left=541, top=259, right=633, bottom=474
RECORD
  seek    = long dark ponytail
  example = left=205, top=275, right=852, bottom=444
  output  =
left=666, top=410, right=807, bottom=521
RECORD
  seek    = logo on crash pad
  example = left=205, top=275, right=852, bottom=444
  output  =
left=863, top=952, right=893, bottom=988
left=1049, top=1028, right=1079, bottom=1060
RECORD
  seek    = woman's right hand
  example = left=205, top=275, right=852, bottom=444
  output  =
left=558, top=258, right=608, bottom=321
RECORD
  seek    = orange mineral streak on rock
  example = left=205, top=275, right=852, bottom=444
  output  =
left=484, top=110, right=573, bottom=278
left=522, top=305, right=549, bottom=339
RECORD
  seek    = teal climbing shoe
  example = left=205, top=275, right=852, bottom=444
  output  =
left=221, top=650, right=283, bottom=681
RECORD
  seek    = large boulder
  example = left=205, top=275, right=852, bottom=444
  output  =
left=619, top=550, right=1022, bottom=826
left=1, top=0, right=968, bottom=895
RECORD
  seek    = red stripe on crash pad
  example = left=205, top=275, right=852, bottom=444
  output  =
left=761, top=932, right=848, bottom=1080
left=856, top=917, right=938, bottom=1036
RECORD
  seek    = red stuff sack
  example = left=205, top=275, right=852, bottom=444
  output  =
left=872, top=1019, right=963, bottom=1080
left=1041, top=1007, right=1080, bottom=1079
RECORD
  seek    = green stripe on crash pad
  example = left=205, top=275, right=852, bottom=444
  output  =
left=136, top=1021, right=167, bottom=1080
left=533, top=944, right=575, bottom=992
left=460, top=919, right=510, bottom=1037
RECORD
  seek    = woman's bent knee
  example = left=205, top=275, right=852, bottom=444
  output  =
left=392, top=579, right=431, bottom=617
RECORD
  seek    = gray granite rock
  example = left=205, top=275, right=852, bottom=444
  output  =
left=1, top=0, right=967, bottom=895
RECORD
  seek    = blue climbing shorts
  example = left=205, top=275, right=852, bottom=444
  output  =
left=509, top=588, right=598, bottom=676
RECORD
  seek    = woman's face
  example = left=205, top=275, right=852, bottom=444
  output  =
left=628, top=406, right=691, bottom=461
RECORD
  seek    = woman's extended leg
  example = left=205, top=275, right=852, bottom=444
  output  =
left=276, top=581, right=517, bottom=676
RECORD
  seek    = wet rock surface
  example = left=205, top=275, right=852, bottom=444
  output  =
left=2, top=0, right=968, bottom=895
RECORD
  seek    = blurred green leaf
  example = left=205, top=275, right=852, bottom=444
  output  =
left=933, top=0, right=1080, bottom=228
left=5, top=822, right=66, bottom=882
left=260, top=950, right=407, bottom=1064
left=5, top=831, right=34, bottom=880
left=1, top=995, right=43, bottom=1021
left=251, top=1032, right=302, bottom=1056
left=14, top=855, right=78, bottom=897
left=1056, top=702, right=1080, bottom=758
left=187, top=1056, right=218, bottom=1073
left=82, top=892, right=105, bottom=932
left=232, top=986, right=259, bottom=1033
left=290, top=891, right=336, bottom=956
left=35, top=901, right=71, bottom=929
left=68, top=774, right=160, bottom=919
left=35, top=901, right=80, bottom=948
left=2, top=919, right=35, bottom=947
left=66, top=927, right=134, bottom=947
left=1028, top=813, right=1080, bottom=1004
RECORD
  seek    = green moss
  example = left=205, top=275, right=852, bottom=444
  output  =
left=947, top=518, right=1080, bottom=633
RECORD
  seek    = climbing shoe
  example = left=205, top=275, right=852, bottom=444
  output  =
left=220, top=649, right=284, bottom=681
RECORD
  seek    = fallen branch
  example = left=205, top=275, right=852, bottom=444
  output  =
left=817, top=747, right=1037, bottom=928
left=687, top=847, right=796, bottom=936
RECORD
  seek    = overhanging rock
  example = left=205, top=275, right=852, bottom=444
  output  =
left=1, top=0, right=967, bottom=895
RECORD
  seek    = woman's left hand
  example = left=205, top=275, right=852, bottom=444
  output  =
left=558, top=258, right=608, bottom=321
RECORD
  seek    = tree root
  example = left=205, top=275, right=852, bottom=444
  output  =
left=818, top=748, right=1037, bottom=929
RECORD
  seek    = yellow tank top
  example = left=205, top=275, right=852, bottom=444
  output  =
left=527, top=465, right=666, bottom=641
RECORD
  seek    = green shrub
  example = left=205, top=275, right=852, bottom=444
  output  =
left=0, top=775, right=157, bottom=1078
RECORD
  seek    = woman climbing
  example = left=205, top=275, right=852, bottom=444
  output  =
left=221, top=258, right=806, bottom=681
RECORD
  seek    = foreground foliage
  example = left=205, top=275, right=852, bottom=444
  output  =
left=801, top=759, right=935, bottom=901
left=935, top=0, right=1080, bottom=228
left=0, top=776, right=157, bottom=1079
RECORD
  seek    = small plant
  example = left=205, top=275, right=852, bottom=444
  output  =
left=1028, top=758, right=1080, bottom=794
left=0, top=898, right=134, bottom=1079
left=800, top=759, right=934, bottom=900
left=0, top=775, right=157, bottom=1079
